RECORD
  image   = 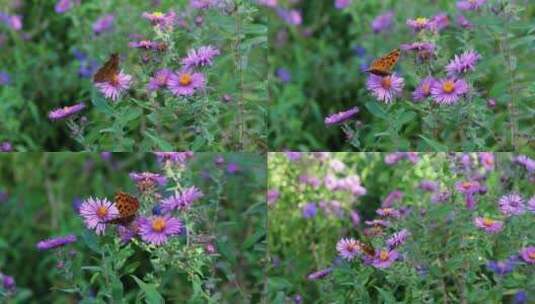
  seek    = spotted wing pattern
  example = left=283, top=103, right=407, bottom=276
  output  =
left=106, top=191, right=139, bottom=225
left=93, top=53, right=119, bottom=83
left=365, top=49, right=400, bottom=76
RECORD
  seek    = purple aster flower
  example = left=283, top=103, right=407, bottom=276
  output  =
left=335, top=0, right=351, bottom=9
left=324, top=107, right=359, bottom=125
left=329, top=159, right=346, bottom=172
left=257, top=0, right=277, bottom=8
left=319, top=200, right=344, bottom=218
left=190, top=0, right=219, bottom=9
left=412, top=76, right=437, bottom=102
left=519, top=246, right=535, bottom=264
left=366, top=73, right=404, bottom=103
left=0, top=273, right=15, bottom=291
left=94, top=71, right=132, bottom=101
left=55, top=0, right=77, bottom=14
left=371, top=11, right=394, bottom=33
left=181, top=45, right=220, bottom=68
left=445, top=50, right=481, bottom=76
left=456, top=180, right=480, bottom=194
left=431, top=78, right=469, bottom=105
left=384, top=153, right=403, bottom=165
left=513, top=155, right=535, bottom=173
left=474, top=217, right=504, bottom=234
left=267, top=189, right=279, bottom=206
left=324, top=174, right=339, bottom=191
left=0, top=141, right=13, bottom=152
left=376, top=208, right=401, bottom=219
left=350, top=210, right=361, bottom=226
left=299, top=175, right=320, bottom=189
left=129, top=172, right=167, bottom=190
left=513, top=290, right=527, bottom=304
left=486, top=257, right=517, bottom=276
left=141, top=11, right=176, bottom=29
left=48, top=102, right=86, bottom=121
left=401, top=42, right=436, bottom=61
left=307, top=267, right=333, bottom=280
left=430, top=12, right=449, bottom=31
left=5, top=14, right=22, bottom=31
left=387, top=229, right=410, bottom=249
left=275, top=67, right=291, bottom=83
left=276, top=8, right=302, bottom=26
left=92, top=14, right=115, bottom=35
left=302, top=202, right=317, bottom=219
left=406, top=17, right=432, bottom=32
left=457, top=15, right=473, bottom=29
left=337, top=175, right=367, bottom=196
left=498, top=193, right=525, bottom=216
left=0, top=71, right=10, bottom=85
left=128, top=40, right=157, bottom=49
left=382, top=190, right=404, bottom=208
left=285, top=152, right=302, bottom=161
left=371, top=249, right=399, bottom=268
left=365, top=219, right=391, bottom=227
left=527, top=196, right=535, bottom=214
left=336, top=238, right=360, bottom=261
left=155, top=152, right=194, bottom=166
left=168, top=70, right=205, bottom=96
left=432, top=190, right=451, bottom=204
left=419, top=180, right=438, bottom=192
left=147, top=69, right=172, bottom=92
left=36, top=234, right=77, bottom=250
left=457, top=0, right=486, bottom=11
left=227, top=163, right=240, bottom=174
left=138, top=215, right=183, bottom=246
left=117, top=220, right=140, bottom=244
left=79, top=197, right=119, bottom=235
left=479, top=152, right=494, bottom=171
left=161, top=186, right=203, bottom=212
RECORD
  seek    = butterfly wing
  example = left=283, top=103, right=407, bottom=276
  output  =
left=106, top=191, right=139, bottom=225
left=93, top=53, right=119, bottom=83
left=355, top=229, right=376, bottom=257
left=366, top=49, right=400, bottom=76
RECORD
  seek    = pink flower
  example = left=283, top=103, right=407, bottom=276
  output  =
left=519, top=246, right=535, bottom=264
left=371, top=249, right=399, bottom=268
left=474, top=217, right=504, bottom=234
left=94, top=71, right=132, bottom=101
left=79, top=197, right=119, bottom=235
left=138, top=215, right=183, bottom=246
left=336, top=238, right=360, bottom=261
left=168, top=70, right=205, bottom=96
left=366, top=73, right=404, bottom=103
left=141, top=11, right=176, bottom=29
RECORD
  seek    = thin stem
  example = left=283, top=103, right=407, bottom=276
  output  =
left=233, top=4, right=245, bottom=149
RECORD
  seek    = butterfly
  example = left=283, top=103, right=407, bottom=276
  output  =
left=105, top=191, right=140, bottom=225
left=355, top=228, right=376, bottom=257
left=365, top=49, right=400, bottom=76
left=93, top=53, right=119, bottom=84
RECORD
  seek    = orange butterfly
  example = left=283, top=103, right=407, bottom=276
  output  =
left=365, top=49, right=400, bottom=76
left=355, top=229, right=376, bottom=257
left=93, top=53, right=119, bottom=84
left=106, top=191, right=140, bottom=225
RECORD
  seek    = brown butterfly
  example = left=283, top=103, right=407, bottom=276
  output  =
left=105, top=191, right=140, bottom=225
left=365, top=49, right=400, bottom=76
left=355, top=228, right=376, bottom=257
left=93, top=53, right=119, bottom=84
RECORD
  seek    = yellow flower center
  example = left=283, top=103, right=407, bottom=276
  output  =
left=482, top=218, right=495, bottom=227
left=382, top=77, right=392, bottom=89
left=529, top=252, right=535, bottom=259
left=157, top=73, right=168, bottom=83
left=442, top=81, right=455, bottom=93
left=151, top=217, right=166, bottom=232
left=179, top=73, right=192, bottom=86
left=96, top=206, right=108, bottom=218
left=379, top=250, right=389, bottom=261
left=484, top=158, right=493, bottom=166
left=416, top=17, right=428, bottom=25
left=153, top=12, right=163, bottom=18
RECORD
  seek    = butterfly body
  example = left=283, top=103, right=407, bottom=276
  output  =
left=93, top=53, right=119, bottom=84
left=105, top=191, right=140, bottom=225
left=365, top=49, right=400, bottom=76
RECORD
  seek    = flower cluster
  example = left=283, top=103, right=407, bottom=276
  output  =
left=78, top=153, right=201, bottom=247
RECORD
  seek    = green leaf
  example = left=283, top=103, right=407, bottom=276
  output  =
left=131, top=275, right=164, bottom=304
left=144, top=132, right=174, bottom=151
left=81, top=230, right=101, bottom=253
left=419, top=135, right=448, bottom=151
left=91, top=89, right=114, bottom=117
left=365, top=101, right=388, bottom=119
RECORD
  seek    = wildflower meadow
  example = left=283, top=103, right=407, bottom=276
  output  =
left=0, top=0, right=267, bottom=151
left=0, top=152, right=266, bottom=302
left=268, top=0, right=535, bottom=151
left=268, top=152, right=534, bottom=303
